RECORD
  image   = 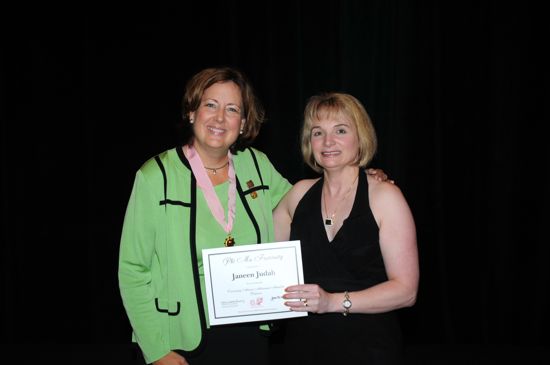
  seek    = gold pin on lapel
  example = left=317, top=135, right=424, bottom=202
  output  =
left=247, top=180, right=258, bottom=199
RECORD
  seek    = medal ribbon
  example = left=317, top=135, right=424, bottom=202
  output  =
left=185, top=145, right=236, bottom=237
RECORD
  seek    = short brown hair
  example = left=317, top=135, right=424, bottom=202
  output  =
left=301, top=93, right=377, bottom=173
left=181, top=67, right=265, bottom=152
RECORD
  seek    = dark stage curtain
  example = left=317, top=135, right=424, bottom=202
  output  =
left=1, top=0, right=548, bottom=361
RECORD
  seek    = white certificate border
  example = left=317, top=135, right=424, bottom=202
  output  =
left=203, top=240, right=306, bottom=325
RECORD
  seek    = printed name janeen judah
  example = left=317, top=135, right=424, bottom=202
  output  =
left=232, top=269, right=276, bottom=281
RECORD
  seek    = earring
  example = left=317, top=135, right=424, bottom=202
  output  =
left=190, top=119, right=194, bottom=124
left=239, top=128, right=244, bottom=135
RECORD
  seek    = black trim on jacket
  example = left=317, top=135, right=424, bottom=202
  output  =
left=154, top=145, right=271, bottom=355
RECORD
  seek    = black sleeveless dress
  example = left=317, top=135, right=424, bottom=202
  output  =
left=277, top=170, right=404, bottom=365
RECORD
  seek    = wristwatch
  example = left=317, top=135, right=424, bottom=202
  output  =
left=342, top=291, right=352, bottom=316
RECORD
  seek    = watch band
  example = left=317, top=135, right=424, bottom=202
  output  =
left=342, top=290, right=352, bottom=316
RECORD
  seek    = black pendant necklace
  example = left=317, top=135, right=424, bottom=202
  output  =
left=323, top=173, right=359, bottom=227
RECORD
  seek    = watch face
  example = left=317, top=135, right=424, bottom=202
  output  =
left=343, top=299, right=352, bottom=309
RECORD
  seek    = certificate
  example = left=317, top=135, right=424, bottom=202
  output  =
left=202, top=240, right=307, bottom=325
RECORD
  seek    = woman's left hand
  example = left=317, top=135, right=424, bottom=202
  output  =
left=367, top=168, right=394, bottom=184
left=283, top=284, right=333, bottom=313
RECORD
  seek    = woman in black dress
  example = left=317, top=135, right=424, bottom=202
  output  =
left=273, top=93, right=419, bottom=365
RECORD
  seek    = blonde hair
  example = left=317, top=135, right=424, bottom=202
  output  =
left=301, top=93, right=377, bottom=173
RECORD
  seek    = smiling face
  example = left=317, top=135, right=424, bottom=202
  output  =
left=310, top=111, right=360, bottom=170
left=189, top=81, right=246, bottom=156
left=301, top=93, right=377, bottom=173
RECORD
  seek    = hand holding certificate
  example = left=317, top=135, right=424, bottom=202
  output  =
left=202, top=240, right=307, bottom=325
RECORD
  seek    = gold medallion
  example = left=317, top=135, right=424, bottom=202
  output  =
left=224, top=234, right=235, bottom=247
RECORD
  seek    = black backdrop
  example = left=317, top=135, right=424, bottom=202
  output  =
left=2, top=0, right=549, bottom=362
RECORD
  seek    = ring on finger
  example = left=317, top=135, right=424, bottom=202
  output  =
left=303, top=299, right=308, bottom=307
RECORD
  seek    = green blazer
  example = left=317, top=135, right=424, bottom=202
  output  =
left=118, top=146, right=292, bottom=363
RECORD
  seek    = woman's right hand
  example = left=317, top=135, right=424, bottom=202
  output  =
left=153, top=351, right=189, bottom=365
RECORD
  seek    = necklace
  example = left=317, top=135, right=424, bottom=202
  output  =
left=322, top=172, right=359, bottom=226
left=204, top=161, right=229, bottom=175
